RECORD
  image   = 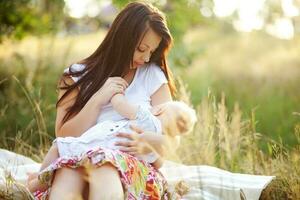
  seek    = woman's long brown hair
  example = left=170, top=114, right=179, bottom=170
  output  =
left=57, top=1, right=176, bottom=123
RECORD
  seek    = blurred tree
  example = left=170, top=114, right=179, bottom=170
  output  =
left=112, top=0, right=206, bottom=41
left=112, top=0, right=209, bottom=69
left=0, top=0, right=65, bottom=42
left=210, top=0, right=300, bottom=38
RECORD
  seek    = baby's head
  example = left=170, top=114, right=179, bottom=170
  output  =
left=151, top=101, right=197, bottom=136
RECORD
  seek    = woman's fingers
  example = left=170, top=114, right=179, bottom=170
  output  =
left=111, top=85, right=125, bottom=94
left=118, top=146, right=137, bottom=153
left=110, top=81, right=127, bottom=90
left=115, top=132, right=136, bottom=140
left=108, top=77, right=128, bottom=88
left=115, top=139, right=137, bottom=147
left=108, top=79, right=128, bottom=93
left=104, top=77, right=128, bottom=92
left=94, top=76, right=129, bottom=105
left=129, top=124, right=144, bottom=134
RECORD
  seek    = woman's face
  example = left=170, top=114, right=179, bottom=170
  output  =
left=132, top=28, right=162, bottom=69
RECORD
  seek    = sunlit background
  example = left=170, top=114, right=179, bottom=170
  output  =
left=1, top=0, right=299, bottom=147
left=63, top=0, right=299, bottom=39
left=1, top=1, right=300, bottom=198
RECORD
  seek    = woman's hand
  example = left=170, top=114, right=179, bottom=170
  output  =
left=92, top=77, right=128, bottom=106
left=115, top=125, right=165, bottom=157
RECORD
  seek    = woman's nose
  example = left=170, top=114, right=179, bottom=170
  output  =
left=143, top=52, right=150, bottom=62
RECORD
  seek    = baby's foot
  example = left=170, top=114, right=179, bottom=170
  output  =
left=27, top=177, right=48, bottom=193
left=27, top=172, right=38, bottom=181
left=26, top=172, right=47, bottom=192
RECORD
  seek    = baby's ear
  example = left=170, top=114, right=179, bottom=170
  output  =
left=151, top=106, right=164, bottom=116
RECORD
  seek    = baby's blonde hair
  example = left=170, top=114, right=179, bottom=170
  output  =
left=163, top=101, right=197, bottom=137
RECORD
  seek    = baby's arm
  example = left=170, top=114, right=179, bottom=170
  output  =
left=111, top=93, right=138, bottom=120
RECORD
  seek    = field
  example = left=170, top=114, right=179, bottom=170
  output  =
left=0, top=27, right=299, bottom=199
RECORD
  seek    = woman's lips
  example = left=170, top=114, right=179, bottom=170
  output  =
left=134, top=61, right=144, bottom=66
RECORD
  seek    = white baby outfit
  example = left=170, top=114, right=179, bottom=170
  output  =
left=55, top=106, right=162, bottom=163
left=55, top=63, right=168, bottom=163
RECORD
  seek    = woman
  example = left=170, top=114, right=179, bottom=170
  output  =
left=35, top=2, right=176, bottom=200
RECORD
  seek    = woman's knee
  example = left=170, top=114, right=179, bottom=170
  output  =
left=49, top=167, right=86, bottom=200
left=88, top=163, right=124, bottom=199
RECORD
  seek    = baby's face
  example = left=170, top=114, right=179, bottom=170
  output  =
left=151, top=101, right=196, bottom=136
left=150, top=103, right=178, bottom=133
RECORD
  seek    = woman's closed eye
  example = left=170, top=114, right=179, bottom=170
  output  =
left=137, top=47, right=154, bottom=55
left=137, top=47, right=146, bottom=52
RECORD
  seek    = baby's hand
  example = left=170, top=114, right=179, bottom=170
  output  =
left=27, top=172, right=38, bottom=181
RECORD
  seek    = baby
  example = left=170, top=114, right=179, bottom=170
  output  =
left=27, top=93, right=197, bottom=192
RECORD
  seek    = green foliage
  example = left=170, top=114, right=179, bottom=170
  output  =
left=111, top=0, right=209, bottom=71
left=112, top=0, right=205, bottom=41
left=0, top=0, right=65, bottom=41
left=0, top=28, right=299, bottom=199
left=179, top=26, right=300, bottom=148
left=0, top=54, right=57, bottom=154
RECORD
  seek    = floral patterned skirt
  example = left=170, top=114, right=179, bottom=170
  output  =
left=33, top=147, right=170, bottom=200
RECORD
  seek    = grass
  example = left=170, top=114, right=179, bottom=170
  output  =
left=0, top=172, right=34, bottom=200
left=172, top=84, right=300, bottom=199
left=0, top=27, right=299, bottom=199
left=176, top=26, right=300, bottom=148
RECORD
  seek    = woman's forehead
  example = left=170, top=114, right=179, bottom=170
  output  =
left=139, top=28, right=161, bottom=50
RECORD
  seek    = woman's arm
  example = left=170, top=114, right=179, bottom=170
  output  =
left=56, top=76, right=128, bottom=137
left=110, top=93, right=138, bottom=120
left=147, top=83, right=173, bottom=156
left=55, top=77, right=103, bottom=137
left=150, top=84, right=172, bottom=106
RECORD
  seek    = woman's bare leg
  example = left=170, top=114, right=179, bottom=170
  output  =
left=88, top=163, right=124, bottom=200
left=49, top=167, right=86, bottom=200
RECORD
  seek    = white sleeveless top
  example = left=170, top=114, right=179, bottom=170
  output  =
left=64, top=63, right=168, bottom=123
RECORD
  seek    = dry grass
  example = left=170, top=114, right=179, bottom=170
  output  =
left=0, top=28, right=299, bottom=199
left=0, top=79, right=299, bottom=199
left=171, top=82, right=300, bottom=200
left=0, top=171, right=34, bottom=200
